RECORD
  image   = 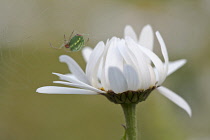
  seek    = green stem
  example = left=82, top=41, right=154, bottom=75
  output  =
left=121, top=103, right=137, bottom=140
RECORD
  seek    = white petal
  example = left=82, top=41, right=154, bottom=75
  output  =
left=53, top=73, right=105, bottom=93
left=156, top=31, right=169, bottom=82
left=126, top=37, right=151, bottom=89
left=105, top=38, right=124, bottom=71
left=148, top=65, right=156, bottom=86
left=101, top=39, right=113, bottom=90
left=139, top=25, right=154, bottom=51
left=117, top=39, right=142, bottom=89
left=117, top=39, right=135, bottom=66
left=102, top=38, right=124, bottom=90
left=124, top=25, right=137, bottom=42
left=108, top=67, right=128, bottom=93
left=123, top=65, right=139, bottom=91
left=59, top=55, right=89, bottom=84
left=157, top=86, right=192, bottom=117
left=53, top=81, right=105, bottom=93
left=53, top=73, right=93, bottom=90
left=140, top=46, right=165, bottom=85
left=59, top=73, right=77, bottom=81
left=82, top=47, right=93, bottom=63
left=167, top=59, right=187, bottom=76
left=97, top=59, right=103, bottom=81
left=64, top=74, right=77, bottom=79
left=36, top=86, right=98, bottom=95
left=85, top=41, right=105, bottom=88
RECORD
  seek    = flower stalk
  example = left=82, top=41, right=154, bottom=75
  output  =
left=121, top=103, right=137, bottom=140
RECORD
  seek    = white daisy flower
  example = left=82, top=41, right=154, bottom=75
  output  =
left=36, top=25, right=191, bottom=117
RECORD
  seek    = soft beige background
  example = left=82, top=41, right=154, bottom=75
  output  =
left=0, top=0, right=209, bottom=140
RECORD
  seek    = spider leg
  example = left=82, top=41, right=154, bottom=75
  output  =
left=64, top=47, right=72, bottom=52
left=81, top=33, right=90, bottom=36
left=69, top=30, right=74, bottom=40
left=64, top=34, right=67, bottom=42
left=59, top=43, right=65, bottom=49
left=49, top=42, right=64, bottom=50
left=86, top=38, right=89, bottom=43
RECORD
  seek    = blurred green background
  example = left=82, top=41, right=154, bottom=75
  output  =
left=0, top=0, right=210, bottom=140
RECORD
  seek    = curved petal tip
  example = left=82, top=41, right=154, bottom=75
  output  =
left=59, top=55, right=70, bottom=63
left=157, top=86, right=192, bottom=117
left=167, top=59, right=187, bottom=76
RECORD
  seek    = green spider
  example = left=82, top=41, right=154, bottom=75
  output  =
left=50, top=31, right=89, bottom=52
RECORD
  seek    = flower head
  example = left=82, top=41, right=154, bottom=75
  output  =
left=37, top=25, right=191, bottom=117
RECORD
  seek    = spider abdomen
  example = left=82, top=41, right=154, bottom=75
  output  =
left=68, top=34, right=85, bottom=52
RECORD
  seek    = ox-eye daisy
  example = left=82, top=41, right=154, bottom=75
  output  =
left=37, top=25, right=191, bottom=140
